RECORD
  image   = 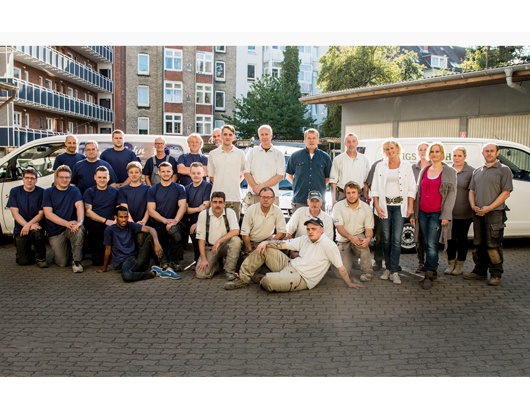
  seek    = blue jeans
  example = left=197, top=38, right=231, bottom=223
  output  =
left=418, top=211, right=442, bottom=272
left=379, top=205, right=404, bottom=273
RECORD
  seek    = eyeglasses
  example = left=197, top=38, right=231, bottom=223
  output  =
left=57, top=175, right=71, bottom=180
left=23, top=177, right=37, bottom=181
left=260, top=196, right=274, bottom=200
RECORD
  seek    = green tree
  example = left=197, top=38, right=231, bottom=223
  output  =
left=461, top=46, right=530, bottom=71
left=223, top=48, right=313, bottom=139
left=317, top=46, right=424, bottom=137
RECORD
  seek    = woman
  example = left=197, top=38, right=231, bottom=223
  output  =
left=444, top=146, right=474, bottom=276
left=412, top=142, right=457, bottom=290
left=371, top=139, right=417, bottom=285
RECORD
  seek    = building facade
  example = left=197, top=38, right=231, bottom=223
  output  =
left=0, top=46, right=114, bottom=147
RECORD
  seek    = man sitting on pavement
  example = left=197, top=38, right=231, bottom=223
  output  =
left=224, top=217, right=364, bottom=292
left=332, top=181, right=375, bottom=283
left=97, top=205, right=180, bottom=281
left=195, top=191, right=242, bottom=281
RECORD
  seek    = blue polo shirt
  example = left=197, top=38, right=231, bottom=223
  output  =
left=100, top=147, right=141, bottom=183
left=53, top=152, right=85, bottom=172
left=117, top=184, right=151, bottom=223
left=286, top=148, right=332, bottom=204
left=103, top=222, right=143, bottom=270
left=6, top=185, right=45, bottom=236
left=147, top=182, right=187, bottom=229
left=185, top=181, right=212, bottom=225
left=83, top=186, right=119, bottom=232
left=176, top=153, right=208, bottom=186
left=72, top=159, right=118, bottom=194
left=42, top=185, right=83, bottom=236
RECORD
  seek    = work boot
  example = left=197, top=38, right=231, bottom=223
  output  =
left=487, top=276, right=501, bottom=286
left=444, top=260, right=456, bottom=275
left=463, top=271, right=487, bottom=281
left=451, top=260, right=465, bottom=276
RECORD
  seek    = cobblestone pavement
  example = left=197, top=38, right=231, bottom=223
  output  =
left=0, top=239, right=529, bottom=378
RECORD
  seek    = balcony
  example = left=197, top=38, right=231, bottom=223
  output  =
left=70, top=46, right=113, bottom=63
left=0, top=78, right=114, bottom=124
left=10, top=46, right=113, bottom=93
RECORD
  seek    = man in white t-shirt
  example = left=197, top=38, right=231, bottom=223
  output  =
left=224, top=217, right=364, bottom=293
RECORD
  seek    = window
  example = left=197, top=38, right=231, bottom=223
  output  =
left=214, top=120, right=224, bottom=129
left=46, top=118, right=53, bottom=131
left=215, top=61, right=225, bottom=81
left=164, top=81, right=183, bottom=103
left=298, top=46, right=311, bottom=54
left=247, top=64, right=256, bottom=81
left=215, top=46, right=226, bottom=53
left=138, top=86, right=149, bottom=107
left=196, top=115, right=212, bottom=135
left=13, top=67, right=21, bottom=78
left=165, top=48, right=182, bottom=71
left=248, top=46, right=256, bottom=54
left=164, top=113, right=182, bottom=134
left=138, top=54, right=149, bottom=75
left=138, top=117, right=149, bottom=135
left=13, top=112, right=22, bottom=127
left=25, top=114, right=30, bottom=128
left=196, top=52, right=213, bottom=74
left=431, top=55, right=448, bottom=69
left=196, top=84, right=212, bottom=105
left=272, top=67, right=281, bottom=78
left=215, top=91, right=225, bottom=111
left=68, top=121, right=74, bottom=133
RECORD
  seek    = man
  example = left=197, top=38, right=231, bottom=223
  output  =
left=53, top=134, right=85, bottom=172
left=224, top=217, right=364, bottom=292
left=209, top=128, right=222, bottom=147
left=42, top=165, right=85, bottom=272
left=100, top=129, right=141, bottom=187
left=240, top=187, right=287, bottom=255
left=97, top=205, right=180, bottom=281
left=411, top=142, right=430, bottom=273
left=117, top=161, right=151, bottom=226
left=329, top=133, right=371, bottom=207
left=464, top=143, right=513, bottom=286
left=83, top=166, right=119, bottom=266
left=243, top=124, right=285, bottom=206
left=72, top=140, right=118, bottom=195
left=286, top=190, right=334, bottom=240
left=177, top=133, right=208, bottom=187
left=208, top=124, right=246, bottom=220
left=147, top=161, right=188, bottom=272
left=195, top=191, right=242, bottom=281
left=143, top=136, right=178, bottom=186
left=185, top=162, right=212, bottom=262
left=7, top=167, right=48, bottom=268
left=286, top=128, right=332, bottom=213
left=333, top=181, right=375, bottom=283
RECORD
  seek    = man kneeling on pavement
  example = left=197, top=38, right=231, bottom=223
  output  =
left=224, top=217, right=364, bottom=292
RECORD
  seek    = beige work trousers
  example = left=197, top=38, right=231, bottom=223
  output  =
left=195, top=236, right=242, bottom=279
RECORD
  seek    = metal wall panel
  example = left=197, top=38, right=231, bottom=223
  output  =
left=398, top=119, right=460, bottom=138
left=468, top=114, right=530, bottom=148
left=344, top=122, right=393, bottom=139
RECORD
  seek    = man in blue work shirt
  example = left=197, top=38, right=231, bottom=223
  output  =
left=286, top=128, right=332, bottom=213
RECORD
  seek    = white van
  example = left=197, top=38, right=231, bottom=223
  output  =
left=357, top=137, right=530, bottom=242
left=0, top=133, right=189, bottom=236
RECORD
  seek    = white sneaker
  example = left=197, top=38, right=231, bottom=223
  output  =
left=360, top=273, right=372, bottom=282
left=390, top=272, right=401, bottom=284
left=380, top=269, right=390, bottom=280
left=72, top=261, right=83, bottom=273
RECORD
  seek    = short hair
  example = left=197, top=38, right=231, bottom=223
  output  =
left=381, top=138, right=402, bottom=157
left=484, top=143, right=500, bottom=152
left=127, top=161, right=142, bottom=171
left=427, top=141, right=445, bottom=158
left=258, top=124, right=273, bottom=136
left=212, top=128, right=222, bottom=134
left=344, top=132, right=358, bottom=142
left=154, top=136, right=166, bottom=145
left=65, top=134, right=78, bottom=143
left=221, top=124, right=236, bottom=135
left=211, top=191, right=226, bottom=201
left=187, top=133, right=204, bottom=148
left=159, top=161, right=172, bottom=169
left=55, top=164, right=72, bottom=175
left=190, top=162, right=204, bottom=170
left=452, top=145, right=468, bottom=158
left=112, top=129, right=124, bottom=137
left=304, top=128, right=320, bottom=139
left=84, top=140, right=99, bottom=150
left=259, top=187, right=275, bottom=197
left=344, top=181, right=362, bottom=193
left=23, top=167, right=39, bottom=178
left=115, top=205, right=129, bottom=216
left=95, top=165, right=109, bottom=174
left=417, top=142, right=429, bottom=150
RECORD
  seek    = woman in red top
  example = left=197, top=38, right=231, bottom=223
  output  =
left=411, top=142, right=457, bottom=290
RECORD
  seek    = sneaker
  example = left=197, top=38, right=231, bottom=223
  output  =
left=463, top=272, right=487, bottom=281
left=225, top=272, right=238, bottom=281
left=415, top=263, right=425, bottom=273
left=159, top=267, right=181, bottom=280
left=151, top=265, right=165, bottom=277
left=72, top=261, right=83, bottom=273
left=170, top=262, right=184, bottom=272
left=224, top=278, right=249, bottom=290
left=36, top=259, right=49, bottom=269
left=487, top=276, right=501, bottom=286
left=359, top=273, right=372, bottom=282
left=390, top=272, right=401, bottom=284
left=380, top=269, right=390, bottom=280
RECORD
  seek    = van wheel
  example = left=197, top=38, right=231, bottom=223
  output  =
left=401, top=222, right=416, bottom=252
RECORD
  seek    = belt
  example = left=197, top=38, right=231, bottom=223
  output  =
left=386, top=196, right=403, bottom=204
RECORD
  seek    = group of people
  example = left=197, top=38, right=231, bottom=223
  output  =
left=7, top=125, right=513, bottom=292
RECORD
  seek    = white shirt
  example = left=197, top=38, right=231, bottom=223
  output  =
left=285, top=235, right=344, bottom=289
left=196, top=207, right=239, bottom=245
left=286, top=207, right=334, bottom=239
left=208, top=145, right=246, bottom=202
left=244, top=145, right=286, bottom=197
left=332, top=199, right=374, bottom=243
left=329, top=152, right=371, bottom=189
